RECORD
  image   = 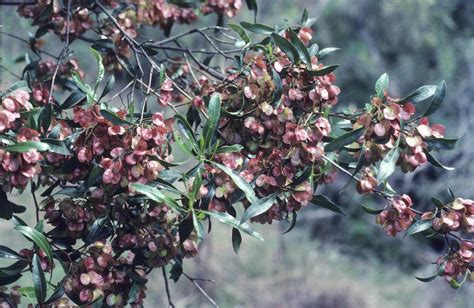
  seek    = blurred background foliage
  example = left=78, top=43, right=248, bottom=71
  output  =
left=1, top=0, right=474, bottom=307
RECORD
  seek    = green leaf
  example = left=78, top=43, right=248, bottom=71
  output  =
left=425, top=150, right=454, bottom=171
left=271, top=33, right=299, bottom=64
left=317, top=47, right=340, bottom=59
left=15, top=226, right=53, bottom=265
left=193, top=212, right=205, bottom=243
left=18, top=286, right=36, bottom=299
left=202, top=94, right=221, bottom=152
left=361, top=204, right=384, bottom=215
left=70, top=71, right=93, bottom=101
left=6, top=141, right=50, bottom=153
left=288, top=28, right=312, bottom=67
left=39, top=104, right=52, bottom=133
left=100, top=75, right=115, bottom=101
left=324, top=127, right=364, bottom=152
left=290, top=166, right=312, bottom=187
left=431, top=196, right=445, bottom=208
left=398, top=85, right=437, bottom=104
left=301, top=8, right=309, bottom=24
left=90, top=48, right=105, bottom=92
left=426, top=137, right=458, bottom=151
left=245, top=0, right=258, bottom=22
left=0, top=190, right=26, bottom=220
left=100, top=109, right=133, bottom=126
left=32, top=254, right=47, bottom=304
left=422, top=81, right=446, bottom=117
left=272, top=68, right=283, bottom=104
left=60, top=90, right=87, bottom=110
left=0, top=245, right=23, bottom=260
left=228, top=24, right=250, bottom=44
left=130, top=183, right=185, bottom=214
left=449, top=273, right=468, bottom=289
left=232, top=228, right=242, bottom=254
left=44, top=280, right=65, bottom=305
left=86, top=164, right=103, bottom=188
left=85, top=216, right=112, bottom=244
left=283, top=211, right=297, bottom=234
left=41, top=139, right=71, bottom=155
left=175, top=113, right=198, bottom=145
left=240, top=194, right=276, bottom=224
left=91, top=39, right=115, bottom=52
left=211, top=162, right=257, bottom=203
left=240, top=22, right=273, bottom=35
left=2, top=80, right=30, bottom=98
left=415, top=263, right=445, bottom=282
left=404, top=219, right=433, bottom=238
left=311, top=195, right=346, bottom=216
left=308, top=64, right=339, bottom=77
left=376, top=147, right=400, bottom=183
left=200, top=210, right=264, bottom=241
left=215, top=144, right=243, bottom=154
left=375, top=73, right=389, bottom=99
left=188, top=170, right=203, bottom=208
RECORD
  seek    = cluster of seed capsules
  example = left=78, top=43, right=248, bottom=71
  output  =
left=18, top=0, right=243, bottom=71
left=190, top=27, right=341, bottom=224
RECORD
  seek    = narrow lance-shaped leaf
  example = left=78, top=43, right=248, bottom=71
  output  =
left=215, top=144, right=244, bottom=154
left=375, top=73, right=389, bottom=99
left=202, top=94, right=221, bottom=151
left=317, top=47, right=340, bottom=59
left=245, top=0, right=258, bottom=22
left=376, top=146, right=400, bottom=183
left=240, top=194, right=276, bottom=224
left=60, top=90, right=86, bottom=110
left=15, top=226, right=53, bottom=265
left=232, top=228, right=242, bottom=253
left=212, top=162, right=257, bottom=203
left=398, top=85, right=436, bottom=104
left=308, top=65, right=339, bottom=77
left=415, top=263, right=445, bottom=282
left=324, top=127, right=364, bottom=152
left=288, top=28, right=312, bottom=67
left=0, top=245, right=23, bottom=260
left=91, top=48, right=105, bottom=92
left=240, top=22, right=273, bottom=35
left=311, top=195, right=346, bottom=216
left=32, top=254, right=47, bottom=304
left=228, top=24, right=250, bottom=45
left=271, top=33, right=299, bottom=64
left=130, top=183, right=185, bottom=214
left=100, top=109, right=133, bottom=125
left=6, top=141, right=49, bottom=153
left=426, top=137, right=459, bottom=151
left=44, top=280, right=65, bottom=305
left=404, top=219, right=433, bottom=238
left=193, top=212, right=205, bottom=243
left=422, top=80, right=446, bottom=117
left=41, top=139, right=71, bottom=155
left=272, top=68, right=283, bottom=105
left=200, top=210, right=264, bottom=241
left=283, top=211, right=297, bottom=234
left=100, top=74, right=115, bottom=101
left=425, top=150, right=454, bottom=171
left=361, top=204, right=384, bottom=215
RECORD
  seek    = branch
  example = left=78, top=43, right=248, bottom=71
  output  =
left=183, top=272, right=218, bottom=307
left=162, top=267, right=175, bottom=308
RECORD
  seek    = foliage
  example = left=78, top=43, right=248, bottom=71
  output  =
left=0, top=0, right=472, bottom=306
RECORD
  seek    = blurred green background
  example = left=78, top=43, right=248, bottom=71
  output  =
left=1, top=0, right=474, bottom=307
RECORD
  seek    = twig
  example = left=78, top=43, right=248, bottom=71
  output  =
left=183, top=272, right=218, bottom=307
left=46, top=0, right=72, bottom=105
left=162, top=267, right=175, bottom=308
